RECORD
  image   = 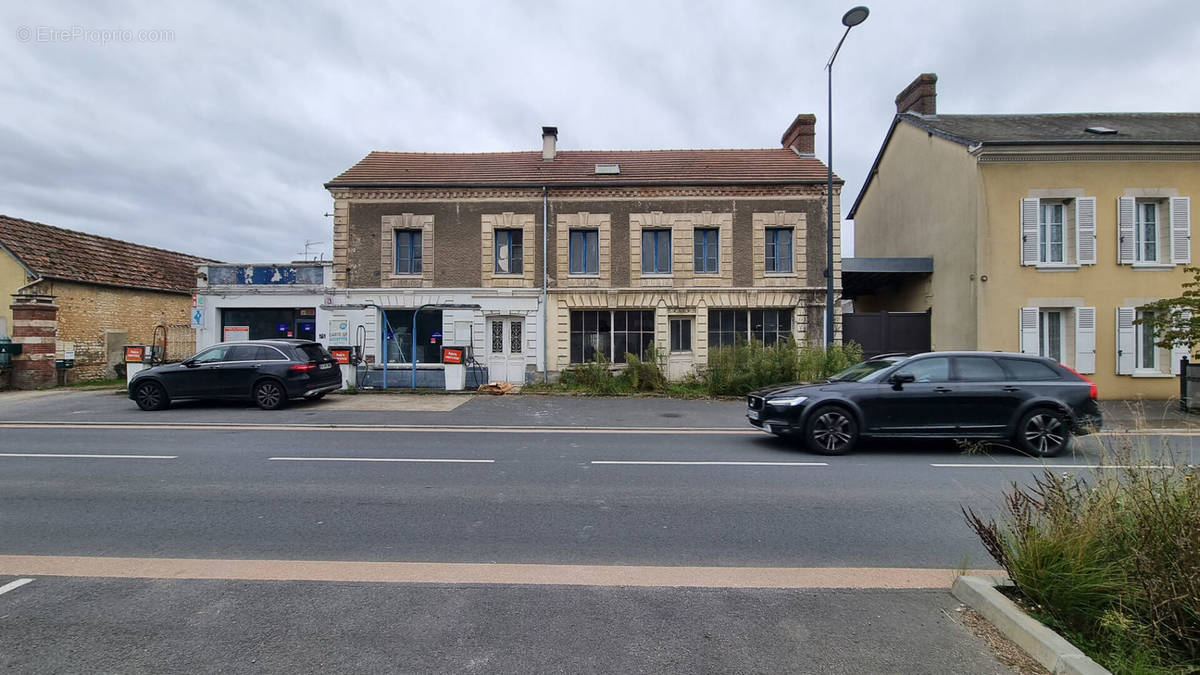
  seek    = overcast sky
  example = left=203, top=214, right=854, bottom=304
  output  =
left=3, top=0, right=1199, bottom=263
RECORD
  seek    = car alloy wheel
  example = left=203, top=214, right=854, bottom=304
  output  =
left=134, top=381, right=168, bottom=411
left=1019, top=409, right=1068, bottom=457
left=254, top=380, right=287, bottom=410
left=806, top=406, right=858, bottom=455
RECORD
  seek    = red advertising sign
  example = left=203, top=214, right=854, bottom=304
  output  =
left=442, top=347, right=463, bottom=364
left=124, top=346, right=144, bottom=363
left=329, top=348, right=351, bottom=365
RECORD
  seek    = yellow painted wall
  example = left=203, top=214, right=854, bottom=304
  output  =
left=852, top=122, right=982, bottom=349
left=0, top=248, right=31, bottom=336
left=978, top=160, right=1199, bottom=399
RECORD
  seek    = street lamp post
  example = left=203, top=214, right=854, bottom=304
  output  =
left=825, top=6, right=869, bottom=347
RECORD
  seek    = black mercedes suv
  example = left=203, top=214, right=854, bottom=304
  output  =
left=129, top=339, right=342, bottom=411
left=747, top=352, right=1102, bottom=456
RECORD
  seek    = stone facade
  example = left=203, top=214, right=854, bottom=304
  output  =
left=25, top=279, right=193, bottom=381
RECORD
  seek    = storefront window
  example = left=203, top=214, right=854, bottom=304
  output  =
left=382, top=309, right=443, bottom=364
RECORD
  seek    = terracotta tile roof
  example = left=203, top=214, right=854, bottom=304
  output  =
left=326, top=149, right=833, bottom=187
left=0, top=214, right=213, bottom=294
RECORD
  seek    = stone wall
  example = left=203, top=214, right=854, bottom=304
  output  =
left=30, top=280, right=193, bottom=381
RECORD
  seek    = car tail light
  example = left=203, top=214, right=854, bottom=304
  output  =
left=289, top=363, right=317, bottom=372
left=1061, top=364, right=1098, bottom=399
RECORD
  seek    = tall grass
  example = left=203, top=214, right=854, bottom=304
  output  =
left=702, top=339, right=862, bottom=396
left=964, top=436, right=1200, bottom=671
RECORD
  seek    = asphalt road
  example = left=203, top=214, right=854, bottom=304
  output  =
left=2, top=389, right=1191, bottom=673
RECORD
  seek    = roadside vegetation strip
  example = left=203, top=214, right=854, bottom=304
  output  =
left=0, top=577, right=34, bottom=596
left=0, top=555, right=1002, bottom=589
left=0, top=453, right=177, bottom=459
left=0, top=421, right=757, bottom=434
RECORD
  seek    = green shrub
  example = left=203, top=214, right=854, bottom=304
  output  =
left=701, top=339, right=864, bottom=397
left=965, top=451, right=1200, bottom=670
left=624, top=345, right=667, bottom=393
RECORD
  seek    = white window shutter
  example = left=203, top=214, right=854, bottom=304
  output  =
left=1170, top=197, right=1191, bottom=264
left=1116, top=307, right=1136, bottom=374
left=1117, top=197, right=1136, bottom=264
left=1020, top=198, right=1039, bottom=265
left=1172, top=310, right=1192, bottom=374
left=1076, top=197, right=1097, bottom=265
left=1074, top=307, right=1096, bottom=373
left=1020, top=307, right=1039, bottom=355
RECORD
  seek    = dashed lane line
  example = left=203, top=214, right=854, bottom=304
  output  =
left=0, top=453, right=177, bottom=460
left=0, top=555, right=1003, bottom=589
left=269, top=457, right=494, bottom=463
left=0, top=578, right=34, bottom=596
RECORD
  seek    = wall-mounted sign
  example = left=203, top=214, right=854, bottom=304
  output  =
left=224, top=326, right=249, bottom=342
left=276, top=323, right=289, bottom=332
left=124, top=346, right=145, bottom=363
left=328, top=319, right=350, bottom=344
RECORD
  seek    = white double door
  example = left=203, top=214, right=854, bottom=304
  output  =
left=487, top=316, right=526, bottom=384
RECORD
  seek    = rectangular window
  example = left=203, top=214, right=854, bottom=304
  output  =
left=1137, top=309, right=1158, bottom=370
left=382, top=309, right=443, bottom=364
left=494, top=229, right=523, bottom=274
left=765, top=228, right=793, bottom=273
left=670, top=318, right=692, bottom=352
left=1137, top=202, right=1158, bottom=262
left=707, top=309, right=792, bottom=349
left=693, top=228, right=719, bottom=273
left=1039, top=203, right=1065, bottom=263
left=394, top=230, right=423, bottom=275
left=569, top=229, right=599, bottom=275
left=1039, top=310, right=1063, bottom=362
left=569, top=310, right=655, bottom=364
left=641, top=229, right=672, bottom=274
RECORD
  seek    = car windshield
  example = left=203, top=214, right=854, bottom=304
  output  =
left=828, top=357, right=904, bottom=382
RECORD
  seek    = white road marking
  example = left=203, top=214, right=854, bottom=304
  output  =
left=931, top=463, right=1177, bottom=469
left=0, top=577, right=33, bottom=595
left=592, top=460, right=828, bottom=466
left=268, top=457, right=494, bottom=463
left=0, top=453, right=176, bottom=459
left=0, top=422, right=756, bottom=435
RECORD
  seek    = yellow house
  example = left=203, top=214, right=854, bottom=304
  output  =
left=848, top=74, right=1199, bottom=399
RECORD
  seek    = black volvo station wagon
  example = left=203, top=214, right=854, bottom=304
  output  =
left=129, top=339, right=342, bottom=411
left=747, top=352, right=1102, bottom=456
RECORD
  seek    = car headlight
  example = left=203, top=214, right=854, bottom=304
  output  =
left=766, top=395, right=808, bottom=407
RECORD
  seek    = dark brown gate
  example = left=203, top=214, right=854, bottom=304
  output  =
left=842, top=311, right=931, bottom=358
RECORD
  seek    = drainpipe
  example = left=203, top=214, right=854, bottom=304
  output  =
left=541, top=186, right=549, bottom=382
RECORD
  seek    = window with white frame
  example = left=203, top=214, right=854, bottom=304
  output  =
left=1115, top=305, right=1190, bottom=375
left=1019, top=306, right=1096, bottom=373
left=1118, top=196, right=1191, bottom=266
left=1040, top=203, right=1066, bottom=263
left=1137, top=309, right=1158, bottom=370
left=1020, top=197, right=1095, bottom=267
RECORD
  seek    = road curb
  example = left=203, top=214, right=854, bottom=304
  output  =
left=951, top=575, right=1110, bottom=675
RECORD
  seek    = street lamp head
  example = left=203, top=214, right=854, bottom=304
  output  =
left=842, top=6, right=869, bottom=27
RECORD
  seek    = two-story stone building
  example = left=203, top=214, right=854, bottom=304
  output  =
left=324, top=116, right=839, bottom=384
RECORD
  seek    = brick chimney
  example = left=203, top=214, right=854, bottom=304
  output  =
left=9, top=293, right=58, bottom=390
left=780, top=114, right=816, bottom=155
left=895, top=73, right=937, bottom=115
left=542, top=126, right=558, bottom=161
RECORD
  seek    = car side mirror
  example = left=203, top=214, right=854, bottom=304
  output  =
left=889, top=373, right=916, bottom=389
left=183, top=359, right=198, bottom=367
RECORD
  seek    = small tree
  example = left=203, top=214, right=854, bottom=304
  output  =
left=1135, top=265, right=1200, bottom=355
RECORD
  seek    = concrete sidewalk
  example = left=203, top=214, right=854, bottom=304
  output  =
left=1098, top=398, right=1197, bottom=430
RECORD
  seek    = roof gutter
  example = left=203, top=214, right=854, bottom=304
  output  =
left=28, top=275, right=195, bottom=296
left=325, top=178, right=841, bottom=190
